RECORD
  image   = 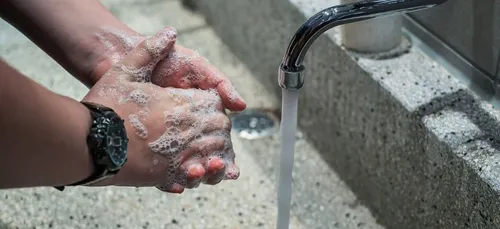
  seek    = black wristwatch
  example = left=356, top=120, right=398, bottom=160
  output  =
left=54, top=102, right=129, bottom=191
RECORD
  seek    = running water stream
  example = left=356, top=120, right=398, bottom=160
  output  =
left=273, top=1, right=448, bottom=227
left=276, top=89, right=299, bottom=229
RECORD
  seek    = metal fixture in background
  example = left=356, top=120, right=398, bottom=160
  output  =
left=495, top=49, right=500, bottom=97
left=402, top=14, right=500, bottom=102
left=278, top=0, right=449, bottom=91
left=340, top=0, right=404, bottom=54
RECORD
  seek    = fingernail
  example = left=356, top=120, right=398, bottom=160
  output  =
left=224, top=164, right=240, bottom=180
left=159, top=183, right=184, bottom=194
left=158, top=27, right=177, bottom=40
left=207, top=157, right=225, bottom=173
left=187, top=164, right=205, bottom=179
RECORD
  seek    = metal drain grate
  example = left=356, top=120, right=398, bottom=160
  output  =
left=230, top=109, right=280, bottom=140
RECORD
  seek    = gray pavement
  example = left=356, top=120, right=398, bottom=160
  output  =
left=0, top=1, right=383, bottom=229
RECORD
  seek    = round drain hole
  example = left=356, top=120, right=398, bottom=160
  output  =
left=231, top=109, right=280, bottom=140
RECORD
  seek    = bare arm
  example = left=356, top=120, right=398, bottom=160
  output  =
left=0, top=59, right=93, bottom=189
left=0, top=0, right=248, bottom=112
left=0, top=0, right=138, bottom=88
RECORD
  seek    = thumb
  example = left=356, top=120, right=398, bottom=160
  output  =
left=118, top=27, right=177, bottom=82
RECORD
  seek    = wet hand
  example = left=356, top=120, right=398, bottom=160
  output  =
left=149, top=44, right=246, bottom=112
left=91, top=27, right=246, bottom=112
left=83, top=27, right=240, bottom=193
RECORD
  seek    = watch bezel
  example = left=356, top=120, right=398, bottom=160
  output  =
left=105, top=115, right=129, bottom=169
left=85, top=102, right=129, bottom=170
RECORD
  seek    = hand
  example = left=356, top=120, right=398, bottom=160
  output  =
left=90, top=27, right=247, bottom=112
left=83, top=27, right=240, bottom=193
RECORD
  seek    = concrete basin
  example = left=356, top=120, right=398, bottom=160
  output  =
left=186, top=0, right=500, bottom=228
left=0, top=0, right=385, bottom=228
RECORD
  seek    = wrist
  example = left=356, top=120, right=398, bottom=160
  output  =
left=60, top=97, right=95, bottom=185
left=56, top=101, right=130, bottom=189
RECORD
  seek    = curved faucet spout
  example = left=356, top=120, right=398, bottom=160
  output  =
left=278, top=0, right=448, bottom=90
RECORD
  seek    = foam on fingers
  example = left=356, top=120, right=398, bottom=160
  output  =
left=92, top=26, right=241, bottom=191
left=149, top=45, right=247, bottom=111
left=118, top=27, right=177, bottom=82
left=224, top=163, right=240, bottom=180
left=95, top=27, right=246, bottom=111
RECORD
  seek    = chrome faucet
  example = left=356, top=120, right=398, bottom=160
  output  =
left=278, top=0, right=448, bottom=90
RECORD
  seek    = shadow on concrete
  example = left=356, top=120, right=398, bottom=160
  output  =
left=180, top=0, right=197, bottom=12
left=0, top=222, right=13, bottom=229
left=418, top=88, right=500, bottom=150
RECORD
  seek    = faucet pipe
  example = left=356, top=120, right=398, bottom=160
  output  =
left=278, top=0, right=448, bottom=90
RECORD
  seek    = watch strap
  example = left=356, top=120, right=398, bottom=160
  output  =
left=53, top=166, right=115, bottom=191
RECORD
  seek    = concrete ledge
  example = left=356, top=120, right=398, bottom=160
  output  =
left=188, top=0, right=500, bottom=228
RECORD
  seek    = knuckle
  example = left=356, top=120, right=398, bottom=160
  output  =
left=223, top=116, right=232, bottom=131
left=215, top=113, right=231, bottom=131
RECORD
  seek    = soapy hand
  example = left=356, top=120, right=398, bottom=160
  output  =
left=83, top=27, right=239, bottom=193
left=90, top=27, right=246, bottom=112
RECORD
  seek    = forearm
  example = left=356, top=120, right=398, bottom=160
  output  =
left=0, top=0, right=138, bottom=87
left=0, top=59, right=93, bottom=189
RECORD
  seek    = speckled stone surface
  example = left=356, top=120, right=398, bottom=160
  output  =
left=0, top=0, right=384, bottom=229
left=189, top=0, right=500, bottom=228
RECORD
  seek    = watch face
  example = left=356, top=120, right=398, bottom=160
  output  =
left=106, top=116, right=129, bottom=167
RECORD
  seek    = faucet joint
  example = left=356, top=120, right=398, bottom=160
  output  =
left=278, top=64, right=305, bottom=90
